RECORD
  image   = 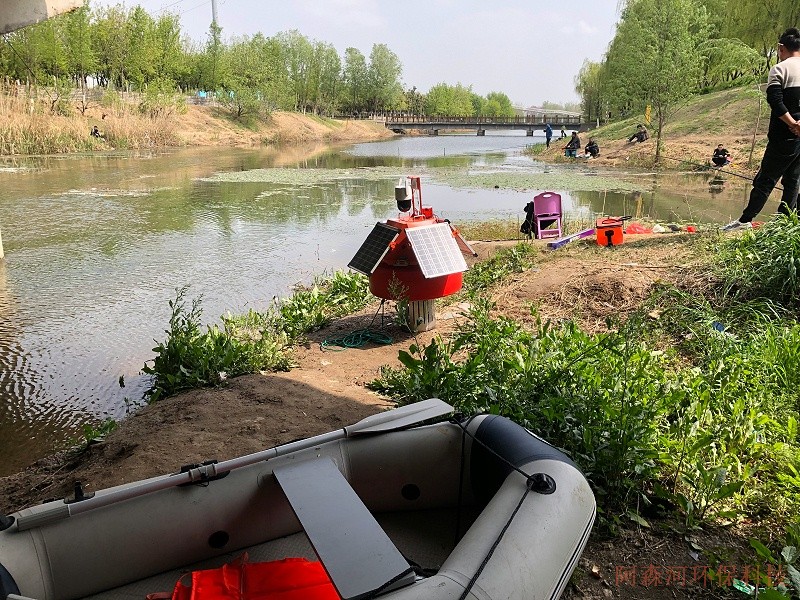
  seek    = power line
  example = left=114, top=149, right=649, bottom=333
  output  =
left=179, top=0, right=213, bottom=16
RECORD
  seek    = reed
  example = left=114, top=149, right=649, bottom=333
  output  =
left=0, top=89, right=180, bottom=154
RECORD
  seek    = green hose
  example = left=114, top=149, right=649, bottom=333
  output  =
left=320, top=328, right=393, bottom=351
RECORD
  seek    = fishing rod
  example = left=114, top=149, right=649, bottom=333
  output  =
left=656, top=154, right=788, bottom=192
left=656, top=154, right=755, bottom=181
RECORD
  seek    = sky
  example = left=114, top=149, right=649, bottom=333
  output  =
left=93, top=0, right=622, bottom=108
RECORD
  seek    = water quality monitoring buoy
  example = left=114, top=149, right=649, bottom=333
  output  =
left=347, top=176, right=477, bottom=332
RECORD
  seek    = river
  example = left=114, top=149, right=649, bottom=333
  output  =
left=0, top=133, right=756, bottom=476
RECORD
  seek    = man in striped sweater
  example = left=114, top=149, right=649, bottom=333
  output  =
left=722, top=27, right=800, bottom=231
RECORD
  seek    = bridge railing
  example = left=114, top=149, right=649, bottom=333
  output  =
left=385, top=115, right=583, bottom=126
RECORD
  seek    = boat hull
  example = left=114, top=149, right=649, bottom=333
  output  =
left=0, top=414, right=595, bottom=600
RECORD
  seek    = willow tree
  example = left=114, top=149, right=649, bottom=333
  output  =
left=575, top=60, right=606, bottom=125
left=604, top=0, right=709, bottom=162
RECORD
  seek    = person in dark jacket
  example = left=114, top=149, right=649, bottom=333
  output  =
left=545, top=123, right=553, bottom=148
left=712, top=144, right=731, bottom=167
left=627, top=124, right=649, bottom=143
left=722, top=27, right=800, bottom=231
left=584, top=138, right=600, bottom=158
left=564, top=131, right=581, bottom=157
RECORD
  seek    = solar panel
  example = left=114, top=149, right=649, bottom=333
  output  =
left=348, top=222, right=400, bottom=275
left=405, top=223, right=468, bottom=279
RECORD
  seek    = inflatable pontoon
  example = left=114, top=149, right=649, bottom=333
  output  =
left=0, top=400, right=595, bottom=600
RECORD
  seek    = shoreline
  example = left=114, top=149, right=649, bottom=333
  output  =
left=0, top=104, right=396, bottom=157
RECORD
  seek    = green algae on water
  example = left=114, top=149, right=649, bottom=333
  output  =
left=429, top=169, right=649, bottom=193
left=201, top=165, right=648, bottom=194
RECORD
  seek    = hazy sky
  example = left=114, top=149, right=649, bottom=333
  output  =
left=96, top=0, right=622, bottom=107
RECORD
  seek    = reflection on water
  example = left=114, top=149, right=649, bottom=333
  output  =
left=0, top=138, right=774, bottom=475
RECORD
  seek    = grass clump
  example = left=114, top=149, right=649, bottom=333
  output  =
left=715, top=213, right=800, bottom=311
left=143, top=271, right=370, bottom=401
left=460, top=242, right=537, bottom=297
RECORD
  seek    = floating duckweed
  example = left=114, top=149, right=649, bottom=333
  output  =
left=430, top=169, right=648, bottom=193
left=201, top=165, right=647, bottom=194
left=200, top=166, right=403, bottom=185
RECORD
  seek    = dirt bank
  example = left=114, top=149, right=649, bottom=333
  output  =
left=536, top=130, right=761, bottom=177
left=170, top=107, right=395, bottom=148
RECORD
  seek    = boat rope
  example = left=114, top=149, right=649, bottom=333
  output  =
left=452, top=415, right=556, bottom=600
left=458, top=485, right=532, bottom=600
left=320, top=328, right=393, bottom=351
left=362, top=566, right=416, bottom=600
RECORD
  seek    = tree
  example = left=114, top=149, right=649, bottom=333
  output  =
left=219, top=34, right=287, bottom=119
left=197, top=21, right=224, bottom=92
left=92, top=5, right=132, bottom=89
left=575, top=60, right=606, bottom=125
left=342, top=47, right=367, bottom=114
left=63, top=5, right=96, bottom=89
left=424, top=83, right=474, bottom=116
left=697, top=38, right=764, bottom=89
left=151, top=14, right=185, bottom=83
left=308, top=41, right=341, bottom=115
left=404, top=86, right=425, bottom=116
left=604, top=0, right=709, bottom=162
left=484, top=91, right=515, bottom=117
left=275, top=30, right=313, bottom=112
left=366, top=44, right=403, bottom=113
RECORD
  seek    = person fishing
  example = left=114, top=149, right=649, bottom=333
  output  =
left=627, top=124, right=649, bottom=144
left=722, top=27, right=800, bottom=231
left=711, top=144, right=731, bottom=167
left=564, top=131, right=581, bottom=157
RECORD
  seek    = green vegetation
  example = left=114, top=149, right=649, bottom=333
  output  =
left=141, top=271, right=370, bottom=402
left=1, top=5, right=519, bottom=121
left=140, top=219, right=800, bottom=594
left=77, top=418, right=118, bottom=448
left=574, top=0, right=795, bottom=159
left=369, top=229, right=800, bottom=546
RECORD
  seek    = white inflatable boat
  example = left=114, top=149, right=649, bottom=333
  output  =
left=0, top=400, right=595, bottom=600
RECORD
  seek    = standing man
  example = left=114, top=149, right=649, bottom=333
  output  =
left=545, top=123, right=553, bottom=148
left=722, top=27, right=800, bottom=231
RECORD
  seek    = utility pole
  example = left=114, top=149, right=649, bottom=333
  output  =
left=211, top=0, right=218, bottom=26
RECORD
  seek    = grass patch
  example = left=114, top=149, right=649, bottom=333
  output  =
left=142, top=270, right=371, bottom=401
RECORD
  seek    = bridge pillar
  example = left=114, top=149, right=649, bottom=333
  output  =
left=526, top=129, right=534, bottom=136
left=477, top=129, right=485, bottom=136
left=430, top=129, right=439, bottom=136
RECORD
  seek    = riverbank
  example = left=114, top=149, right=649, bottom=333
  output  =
left=530, top=86, right=766, bottom=176
left=0, top=92, right=394, bottom=155
left=173, top=108, right=395, bottom=147
left=3, top=229, right=795, bottom=600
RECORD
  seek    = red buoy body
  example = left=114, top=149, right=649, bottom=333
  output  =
left=369, top=211, right=464, bottom=301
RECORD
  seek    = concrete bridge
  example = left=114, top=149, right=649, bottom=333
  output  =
left=384, top=114, right=584, bottom=136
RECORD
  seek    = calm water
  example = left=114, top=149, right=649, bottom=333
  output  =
left=0, top=133, right=763, bottom=475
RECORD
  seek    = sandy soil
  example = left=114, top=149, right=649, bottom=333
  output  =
left=1, top=231, right=758, bottom=600
left=170, top=107, right=395, bottom=148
